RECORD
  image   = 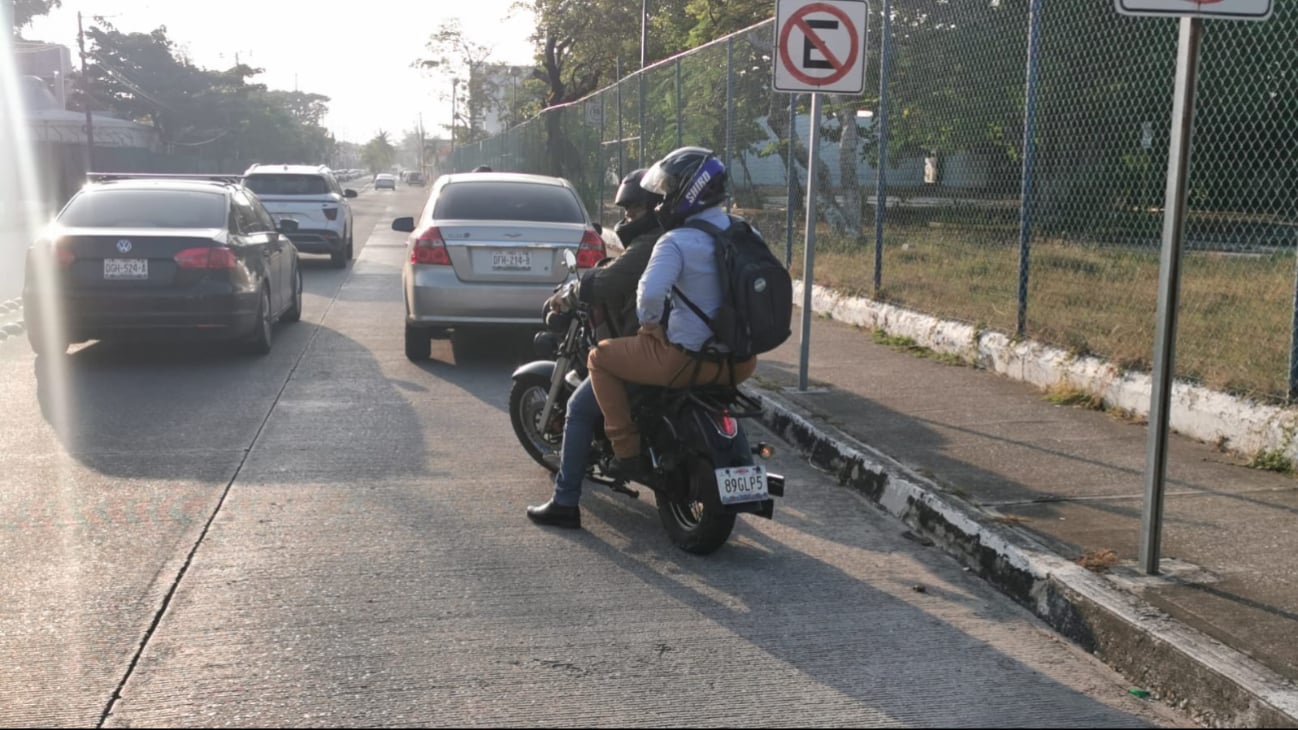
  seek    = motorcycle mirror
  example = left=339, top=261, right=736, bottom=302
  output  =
left=562, top=249, right=577, bottom=273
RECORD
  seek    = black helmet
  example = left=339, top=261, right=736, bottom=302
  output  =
left=640, top=146, right=728, bottom=230
left=472, top=165, right=493, bottom=173
left=614, top=168, right=664, bottom=210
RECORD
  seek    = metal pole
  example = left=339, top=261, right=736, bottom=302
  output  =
left=873, top=0, right=893, bottom=295
left=1140, top=17, right=1205, bottom=576
left=616, top=58, right=624, bottom=178
left=786, top=93, right=797, bottom=268
left=798, top=93, right=823, bottom=392
left=450, top=78, right=458, bottom=172
left=675, top=58, right=683, bottom=148
left=1290, top=248, right=1298, bottom=401
left=1015, top=0, right=1043, bottom=339
left=641, top=0, right=648, bottom=70
left=76, top=12, right=95, bottom=173
left=638, top=71, right=646, bottom=165
left=725, top=36, right=734, bottom=213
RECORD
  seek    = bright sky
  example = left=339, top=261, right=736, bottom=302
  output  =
left=24, top=0, right=538, bottom=144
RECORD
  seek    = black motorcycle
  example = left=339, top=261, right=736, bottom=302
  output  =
left=509, top=251, right=785, bottom=555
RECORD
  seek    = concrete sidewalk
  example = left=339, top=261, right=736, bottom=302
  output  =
left=747, top=304, right=1298, bottom=727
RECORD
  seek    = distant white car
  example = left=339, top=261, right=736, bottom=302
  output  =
left=243, top=163, right=357, bottom=268
left=374, top=174, right=397, bottom=191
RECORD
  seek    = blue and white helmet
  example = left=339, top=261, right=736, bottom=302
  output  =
left=639, top=146, right=728, bottom=230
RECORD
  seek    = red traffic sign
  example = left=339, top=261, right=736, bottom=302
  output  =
left=1116, top=0, right=1272, bottom=20
left=773, top=0, right=869, bottom=94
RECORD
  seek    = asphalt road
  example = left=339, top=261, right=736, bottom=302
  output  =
left=0, top=184, right=1189, bottom=728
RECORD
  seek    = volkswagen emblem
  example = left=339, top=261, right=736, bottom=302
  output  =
left=116, top=239, right=133, bottom=254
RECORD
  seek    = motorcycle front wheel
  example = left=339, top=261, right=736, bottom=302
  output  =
left=509, top=373, right=563, bottom=474
left=656, top=457, right=737, bottom=555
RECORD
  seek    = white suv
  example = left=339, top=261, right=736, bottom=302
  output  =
left=243, top=164, right=357, bottom=267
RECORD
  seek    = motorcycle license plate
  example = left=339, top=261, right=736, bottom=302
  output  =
left=716, top=465, right=769, bottom=505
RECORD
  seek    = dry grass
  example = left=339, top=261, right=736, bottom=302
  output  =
left=1077, top=548, right=1120, bottom=573
left=755, top=211, right=1294, bottom=403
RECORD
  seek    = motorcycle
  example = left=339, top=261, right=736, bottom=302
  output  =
left=509, top=250, right=785, bottom=555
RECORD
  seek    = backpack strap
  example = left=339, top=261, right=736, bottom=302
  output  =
left=671, top=215, right=730, bottom=331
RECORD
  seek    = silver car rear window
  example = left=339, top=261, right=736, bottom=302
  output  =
left=244, top=174, right=331, bottom=196
left=59, top=189, right=227, bottom=228
left=435, top=182, right=585, bottom=223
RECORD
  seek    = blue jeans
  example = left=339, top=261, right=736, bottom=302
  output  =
left=552, top=376, right=601, bottom=507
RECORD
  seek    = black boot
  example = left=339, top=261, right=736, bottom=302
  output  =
left=526, top=499, right=582, bottom=529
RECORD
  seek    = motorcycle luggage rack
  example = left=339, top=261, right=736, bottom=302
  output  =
left=686, top=387, right=764, bottom=419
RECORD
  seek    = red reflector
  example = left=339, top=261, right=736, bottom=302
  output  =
left=174, top=247, right=237, bottom=269
left=412, top=226, right=451, bottom=265
left=577, top=229, right=605, bottom=269
left=56, top=248, right=75, bottom=267
left=322, top=207, right=338, bottom=221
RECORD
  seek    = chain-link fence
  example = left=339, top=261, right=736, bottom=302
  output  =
left=451, top=1, right=1298, bottom=404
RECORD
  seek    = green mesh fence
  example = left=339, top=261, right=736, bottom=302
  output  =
left=453, top=3, right=1298, bottom=403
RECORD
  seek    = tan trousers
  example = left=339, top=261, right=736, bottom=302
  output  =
left=588, top=332, right=757, bottom=458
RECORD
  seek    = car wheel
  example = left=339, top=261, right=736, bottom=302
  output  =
left=404, top=323, right=432, bottom=361
left=246, top=286, right=273, bottom=355
left=330, top=247, right=347, bottom=268
left=281, top=265, right=302, bottom=323
left=346, top=234, right=354, bottom=261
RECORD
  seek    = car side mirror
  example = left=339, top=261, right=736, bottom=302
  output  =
left=344, top=189, right=358, bottom=199
left=392, top=216, right=416, bottom=233
left=592, top=222, right=603, bottom=235
left=277, top=219, right=299, bottom=233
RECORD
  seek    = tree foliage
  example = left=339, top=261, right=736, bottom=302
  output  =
left=361, top=130, right=396, bottom=173
left=11, top=0, right=60, bottom=35
left=76, top=20, right=337, bottom=167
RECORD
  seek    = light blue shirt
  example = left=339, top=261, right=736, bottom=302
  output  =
left=636, top=205, right=731, bottom=352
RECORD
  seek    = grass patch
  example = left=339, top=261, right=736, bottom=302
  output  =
left=1043, top=381, right=1105, bottom=411
left=1249, top=449, right=1295, bottom=475
left=760, top=211, right=1296, bottom=403
left=870, top=329, right=967, bottom=367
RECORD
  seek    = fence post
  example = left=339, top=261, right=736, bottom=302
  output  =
left=725, top=36, right=735, bottom=213
left=1289, top=252, right=1298, bottom=402
left=616, top=59, right=625, bottom=179
left=675, top=58, right=683, bottom=148
left=786, top=93, right=797, bottom=268
left=1016, top=0, right=1043, bottom=340
left=873, top=0, right=893, bottom=296
left=638, top=70, right=647, bottom=165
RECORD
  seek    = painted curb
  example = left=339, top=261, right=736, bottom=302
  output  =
left=748, top=385, right=1298, bottom=728
left=793, top=281, right=1298, bottom=463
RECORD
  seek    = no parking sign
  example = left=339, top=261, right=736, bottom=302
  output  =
left=773, top=0, right=869, bottom=95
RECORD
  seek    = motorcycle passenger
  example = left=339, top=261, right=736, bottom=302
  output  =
left=526, top=170, right=665, bottom=529
left=587, top=147, right=758, bottom=478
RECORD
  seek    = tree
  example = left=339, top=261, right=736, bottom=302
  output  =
left=415, top=19, right=501, bottom=144
left=77, top=19, right=339, bottom=168
left=361, top=131, right=396, bottom=173
left=12, top=0, right=61, bottom=35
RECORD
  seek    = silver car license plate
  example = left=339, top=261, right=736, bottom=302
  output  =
left=492, top=250, right=531, bottom=271
left=104, top=258, right=148, bottom=280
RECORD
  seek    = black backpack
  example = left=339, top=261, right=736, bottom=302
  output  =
left=672, top=215, right=793, bottom=361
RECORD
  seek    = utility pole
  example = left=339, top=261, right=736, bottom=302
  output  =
left=76, top=12, right=95, bottom=172
left=418, top=114, right=425, bottom=174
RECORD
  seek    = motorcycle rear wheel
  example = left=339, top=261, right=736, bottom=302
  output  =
left=656, top=457, right=737, bottom=555
left=509, top=372, right=562, bottom=474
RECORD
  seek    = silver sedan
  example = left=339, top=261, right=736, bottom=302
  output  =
left=392, top=171, right=607, bottom=360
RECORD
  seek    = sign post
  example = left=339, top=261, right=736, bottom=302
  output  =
left=1115, top=0, right=1272, bottom=575
left=773, top=0, right=869, bottom=391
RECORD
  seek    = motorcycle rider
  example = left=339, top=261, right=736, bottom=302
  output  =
left=525, top=170, right=665, bottom=529
left=587, top=147, right=758, bottom=477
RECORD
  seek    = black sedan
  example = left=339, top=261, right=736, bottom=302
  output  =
left=22, top=174, right=303, bottom=356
